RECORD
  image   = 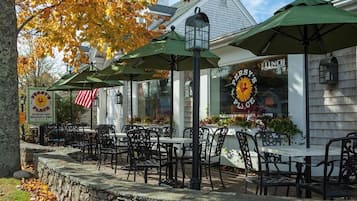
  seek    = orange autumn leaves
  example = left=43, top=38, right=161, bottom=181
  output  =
left=16, top=0, right=164, bottom=74
left=21, top=178, right=57, bottom=201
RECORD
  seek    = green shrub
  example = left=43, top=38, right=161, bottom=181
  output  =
left=267, top=117, right=302, bottom=136
left=55, top=96, right=86, bottom=123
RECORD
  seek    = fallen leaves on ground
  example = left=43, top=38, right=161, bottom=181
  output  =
left=21, top=178, right=57, bottom=201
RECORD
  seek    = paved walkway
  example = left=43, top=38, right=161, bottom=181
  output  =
left=89, top=155, right=297, bottom=197
left=22, top=142, right=355, bottom=200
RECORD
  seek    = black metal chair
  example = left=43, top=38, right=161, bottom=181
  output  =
left=255, top=131, right=293, bottom=172
left=96, top=125, right=126, bottom=173
left=297, top=135, right=357, bottom=200
left=47, top=123, right=66, bottom=146
left=177, top=127, right=210, bottom=186
left=236, top=131, right=296, bottom=195
left=161, top=126, right=173, bottom=137
left=346, top=132, right=357, bottom=137
left=71, top=127, right=92, bottom=162
left=96, top=133, right=127, bottom=174
left=201, top=126, right=228, bottom=189
left=126, top=128, right=170, bottom=184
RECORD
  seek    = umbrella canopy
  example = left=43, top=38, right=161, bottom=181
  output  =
left=119, top=26, right=220, bottom=137
left=232, top=0, right=357, bottom=56
left=58, top=64, right=124, bottom=128
left=61, top=65, right=124, bottom=89
left=120, top=28, right=219, bottom=70
left=93, top=62, right=161, bottom=81
left=91, top=63, right=168, bottom=124
left=230, top=0, right=357, bottom=148
left=47, top=73, right=84, bottom=91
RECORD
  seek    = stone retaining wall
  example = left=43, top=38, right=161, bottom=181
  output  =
left=21, top=142, right=305, bottom=201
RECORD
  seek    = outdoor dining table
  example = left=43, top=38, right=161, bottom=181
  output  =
left=260, top=144, right=341, bottom=197
left=150, top=136, right=192, bottom=186
left=109, top=132, right=127, bottom=138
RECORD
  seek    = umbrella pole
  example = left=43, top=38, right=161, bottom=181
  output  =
left=303, top=25, right=312, bottom=198
left=90, top=86, right=93, bottom=129
left=70, top=90, right=73, bottom=123
left=130, top=77, right=133, bottom=126
left=170, top=60, right=174, bottom=138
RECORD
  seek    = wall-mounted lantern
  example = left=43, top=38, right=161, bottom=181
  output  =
left=116, top=91, right=123, bottom=104
left=89, top=61, right=97, bottom=72
left=319, top=56, right=338, bottom=85
left=93, top=95, right=99, bottom=107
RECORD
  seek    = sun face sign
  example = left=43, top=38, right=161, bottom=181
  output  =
left=231, top=69, right=258, bottom=110
left=31, top=91, right=51, bottom=112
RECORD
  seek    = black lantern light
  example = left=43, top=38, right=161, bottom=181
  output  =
left=116, top=91, right=123, bottom=104
left=89, top=61, right=97, bottom=72
left=20, top=95, right=26, bottom=106
left=93, top=95, right=99, bottom=107
left=319, top=56, right=338, bottom=85
left=185, top=7, right=210, bottom=51
left=185, top=7, right=210, bottom=191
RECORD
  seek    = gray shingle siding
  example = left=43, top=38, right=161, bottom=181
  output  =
left=308, top=47, right=357, bottom=144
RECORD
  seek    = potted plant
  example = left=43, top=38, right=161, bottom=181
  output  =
left=266, top=116, right=302, bottom=138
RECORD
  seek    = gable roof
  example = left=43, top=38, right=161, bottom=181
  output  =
left=166, top=0, right=200, bottom=24
left=149, top=4, right=177, bottom=16
left=162, top=0, right=256, bottom=40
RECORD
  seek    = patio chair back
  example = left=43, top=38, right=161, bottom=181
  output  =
left=236, top=131, right=261, bottom=174
left=96, top=132, right=125, bottom=174
left=127, top=128, right=165, bottom=184
left=255, top=131, right=292, bottom=174
left=96, top=124, right=115, bottom=136
left=121, top=124, right=144, bottom=133
left=202, top=126, right=228, bottom=189
left=236, top=131, right=296, bottom=195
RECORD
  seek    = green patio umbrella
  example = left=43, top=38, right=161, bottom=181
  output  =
left=60, top=64, right=124, bottom=128
left=91, top=63, right=167, bottom=124
left=47, top=73, right=83, bottom=91
left=119, top=26, right=220, bottom=137
left=230, top=0, right=357, bottom=195
left=61, top=65, right=124, bottom=89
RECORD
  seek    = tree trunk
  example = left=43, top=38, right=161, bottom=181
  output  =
left=0, top=0, right=20, bottom=177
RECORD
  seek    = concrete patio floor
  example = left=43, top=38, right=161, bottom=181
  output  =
left=82, top=153, right=357, bottom=200
left=84, top=155, right=302, bottom=198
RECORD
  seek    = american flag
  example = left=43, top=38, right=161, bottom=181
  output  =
left=74, top=89, right=99, bottom=108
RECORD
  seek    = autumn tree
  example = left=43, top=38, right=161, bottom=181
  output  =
left=18, top=36, right=58, bottom=88
left=16, top=0, right=162, bottom=70
left=1, top=0, right=166, bottom=177
left=0, top=0, right=20, bottom=177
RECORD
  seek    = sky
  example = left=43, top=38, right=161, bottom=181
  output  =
left=240, top=0, right=293, bottom=23
left=168, top=0, right=294, bottom=23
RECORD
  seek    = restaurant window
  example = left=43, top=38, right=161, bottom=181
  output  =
left=210, top=56, right=288, bottom=118
left=137, top=79, right=170, bottom=120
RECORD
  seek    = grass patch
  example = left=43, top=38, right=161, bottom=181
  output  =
left=0, top=178, right=31, bottom=201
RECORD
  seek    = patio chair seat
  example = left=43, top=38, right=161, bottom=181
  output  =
left=246, top=175, right=296, bottom=187
left=136, top=159, right=160, bottom=167
left=127, top=128, right=172, bottom=185
left=301, top=182, right=355, bottom=199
